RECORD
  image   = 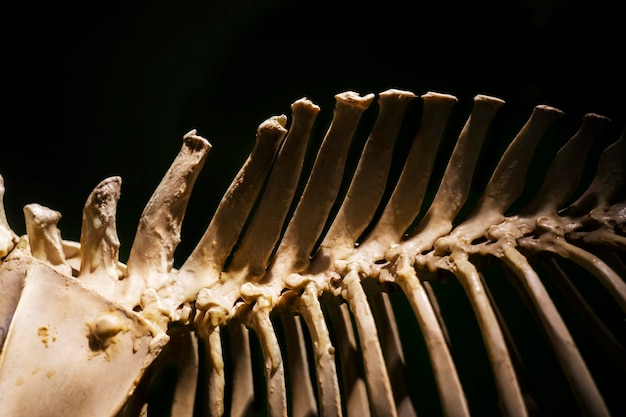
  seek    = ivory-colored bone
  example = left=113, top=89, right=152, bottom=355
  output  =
left=484, top=112, right=615, bottom=248
left=522, top=113, right=610, bottom=215
left=23, top=203, right=72, bottom=276
left=79, top=176, right=122, bottom=298
left=135, top=326, right=200, bottom=417
left=461, top=111, right=626, bottom=405
left=519, top=229, right=626, bottom=314
left=270, top=93, right=376, bottom=415
left=603, top=252, right=626, bottom=277
left=387, top=94, right=504, bottom=260
left=299, top=282, right=343, bottom=416
left=0, top=242, right=30, bottom=350
left=562, top=131, right=625, bottom=251
left=480, top=271, right=542, bottom=416
left=0, top=175, right=17, bottom=258
left=123, top=130, right=211, bottom=309
left=368, top=291, right=416, bottom=417
left=309, top=90, right=417, bottom=416
left=201, top=100, right=320, bottom=417
left=227, top=99, right=319, bottom=279
left=193, top=297, right=228, bottom=416
left=475, top=112, right=625, bottom=313
left=451, top=251, right=528, bottom=417
left=418, top=103, right=615, bottom=416
left=473, top=105, right=563, bottom=217
left=169, top=329, right=200, bottom=417
left=205, top=326, right=225, bottom=417
left=421, top=95, right=505, bottom=226
left=501, top=245, right=610, bottom=417
left=266, top=93, right=376, bottom=416
left=280, top=314, right=318, bottom=417
left=325, top=300, right=371, bottom=417
left=227, top=321, right=255, bottom=417
left=273, top=91, right=374, bottom=273
left=423, top=280, right=451, bottom=345
left=435, top=105, right=564, bottom=254
left=180, top=115, right=287, bottom=285
left=341, top=267, right=397, bottom=417
left=0, top=255, right=168, bottom=416
left=373, top=96, right=505, bottom=417
left=395, top=257, right=470, bottom=417
left=577, top=226, right=626, bottom=250
left=566, top=129, right=625, bottom=215
left=543, top=259, right=626, bottom=372
left=478, top=272, right=529, bottom=389
left=363, top=92, right=458, bottom=252
left=318, top=89, right=415, bottom=260
left=244, top=295, right=288, bottom=417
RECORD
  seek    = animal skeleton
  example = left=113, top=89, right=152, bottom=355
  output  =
left=0, top=89, right=624, bottom=416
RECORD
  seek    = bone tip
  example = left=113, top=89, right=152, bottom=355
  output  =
left=259, top=114, right=288, bottom=135
left=291, top=97, right=321, bottom=113
left=87, top=176, right=122, bottom=206
left=379, top=88, right=417, bottom=101
left=23, top=203, right=61, bottom=224
left=474, top=94, right=505, bottom=106
left=422, top=91, right=459, bottom=103
left=334, top=91, right=376, bottom=109
left=97, top=176, right=122, bottom=189
left=583, top=112, right=611, bottom=124
left=183, top=129, right=212, bottom=151
left=534, top=104, right=565, bottom=118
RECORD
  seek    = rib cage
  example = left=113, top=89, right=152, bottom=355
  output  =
left=0, top=89, right=624, bottom=417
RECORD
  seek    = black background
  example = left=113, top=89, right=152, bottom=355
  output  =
left=1, top=1, right=624, bottom=415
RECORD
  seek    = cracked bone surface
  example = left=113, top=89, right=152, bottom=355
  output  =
left=0, top=90, right=624, bottom=417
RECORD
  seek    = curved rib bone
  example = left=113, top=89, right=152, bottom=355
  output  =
left=280, top=314, right=318, bottom=417
left=543, top=259, right=626, bottom=372
left=519, top=227, right=626, bottom=314
left=368, top=291, right=416, bottom=417
left=501, top=245, right=610, bottom=417
left=325, top=297, right=371, bottom=417
left=451, top=250, right=528, bottom=417
left=341, top=266, right=397, bottom=416
left=299, top=281, right=342, bottom=417
left=243, top=293, right=287, bottom=417
left=227, top=321, right=255, bottom=417
left=395, top=256, right=470, bottom=417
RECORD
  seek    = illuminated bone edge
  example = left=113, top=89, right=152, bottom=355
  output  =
left=0, top=90, right=623, bottom=417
